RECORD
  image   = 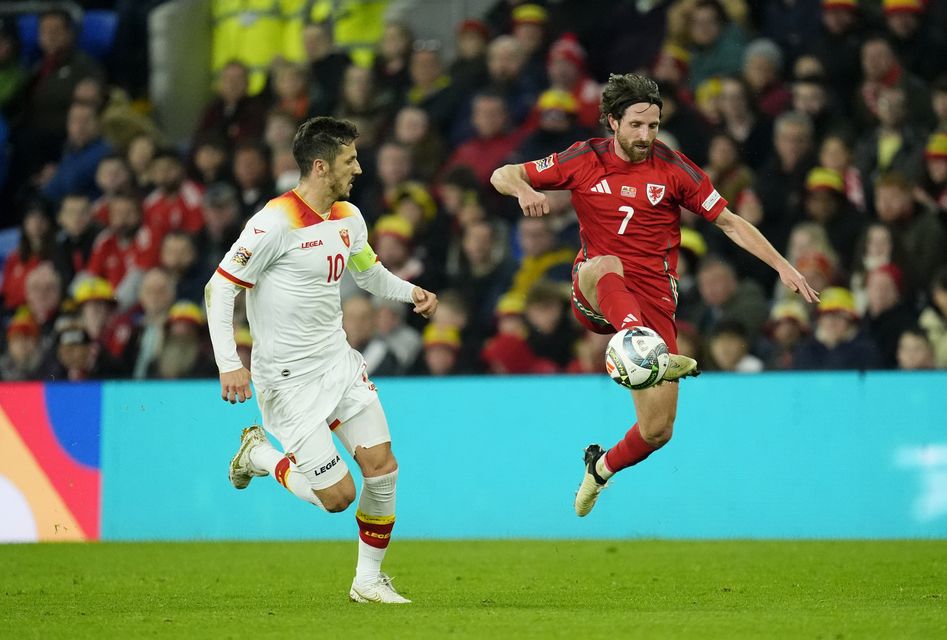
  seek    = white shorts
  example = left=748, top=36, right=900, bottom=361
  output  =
left=257, top=349, right=391, bottom=490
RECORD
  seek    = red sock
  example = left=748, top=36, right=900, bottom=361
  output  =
left=595, top=272, right=643, bottom=331
left=604, top=423, right=659, bottom=473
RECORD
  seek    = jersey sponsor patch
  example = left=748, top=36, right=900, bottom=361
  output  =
left=533, top=155, right=555, bottom=172
left=232, top=246, right=253, bottom=266
left=646, top=183, right=666, bottom=205
left=621, top=185, right=636, bottom=198
left=701, top=189, right=721, bottom=211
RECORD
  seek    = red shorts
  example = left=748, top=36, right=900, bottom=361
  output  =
left=570, top=262, right=679, bottom=353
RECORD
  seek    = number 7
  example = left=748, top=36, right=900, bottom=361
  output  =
left=617, top=206, right=635, bottom=234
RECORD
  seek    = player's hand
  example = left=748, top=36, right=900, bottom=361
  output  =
left=778, top=264, right=820, bottom=304
left=412, top=287, right=438, bottom=318
left=220, top=367, right=252, bottom=404
left=517, top=188, right=549, bottom=217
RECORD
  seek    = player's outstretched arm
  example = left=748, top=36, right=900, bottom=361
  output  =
left=205, top=272, right=253, bottom=403
left=714, top=208, right=820, bottom=303
left=491, top=163, right=549, bottom=217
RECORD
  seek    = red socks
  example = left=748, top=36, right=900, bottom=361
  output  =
left=604, top=423, right=659, bottom=473
left=595, top=272, right=642, bottom=331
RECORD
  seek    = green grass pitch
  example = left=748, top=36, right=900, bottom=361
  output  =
left=1, top=540, right=945, bottom=639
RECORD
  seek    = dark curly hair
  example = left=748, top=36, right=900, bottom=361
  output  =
left=292, top=116, right=360, bottom=176
left=599, top=73, right=663, bottom=130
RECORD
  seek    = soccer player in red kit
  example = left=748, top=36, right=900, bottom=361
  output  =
left=491, top=74, right=819, bottom=516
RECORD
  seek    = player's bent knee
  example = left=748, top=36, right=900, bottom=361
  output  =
left=321, top=491, right=355, bottom=513
left=589, top=255, right=623, bottom=279
left=640, top=417, right=675, bottom=448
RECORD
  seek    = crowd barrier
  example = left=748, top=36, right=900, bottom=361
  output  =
left=1, top=372, right=945, bottom=542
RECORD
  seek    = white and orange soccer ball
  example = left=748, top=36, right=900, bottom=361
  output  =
left=605, top=327, right=670, bottom=390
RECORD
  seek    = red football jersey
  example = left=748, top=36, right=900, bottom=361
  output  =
left=524, top=137, right=727, bottom=311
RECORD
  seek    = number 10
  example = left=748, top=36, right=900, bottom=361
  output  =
left=617, top=206, right=635, bottom=234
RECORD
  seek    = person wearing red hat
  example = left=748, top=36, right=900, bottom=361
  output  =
left=449, top=19, right=490, bottom=95
left=0, top=309, right=43, bottom=381
left=854, top=35, right=934, bottom=132
left=881, top=0, right=947, bottom=82
left=862, top=263, right=918, bottom=368
left=808, top=0, right=865, bottom=107
left=492, top=74, right=818, bottom=517
left=545, top=33, right=601, bottom=130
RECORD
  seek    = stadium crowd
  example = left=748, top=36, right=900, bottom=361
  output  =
left=0, top=0, right=945, bottom=382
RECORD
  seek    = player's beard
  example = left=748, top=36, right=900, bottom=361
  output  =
left=616, top=133, right=651, bottom=163
left=329, top=172, right=355, bottom=201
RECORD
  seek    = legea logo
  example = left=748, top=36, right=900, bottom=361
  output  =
left=896, top=444, right=947, bottom=522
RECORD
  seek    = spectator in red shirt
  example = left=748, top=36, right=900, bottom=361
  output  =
left=545, top=34, right=601, bottom=130
left=2, top=200, right=59, bottom=311
left=91, top=154, right=133, bottom=226
left=442, top=92, right=525, bottom=187
left=55, top=192, right=101, bottom=286
left=85, top=190, right=152, bottom=291
left=143, top=149, right=204, bottom=237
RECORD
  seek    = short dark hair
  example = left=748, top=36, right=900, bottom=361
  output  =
left=292, top=116, right=359, bottom=175
left=600, top=73, right=663, bottom=129
left=39, top=9, right=75, bottom=31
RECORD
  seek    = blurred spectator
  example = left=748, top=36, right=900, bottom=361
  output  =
left=357, top=141, right=412, bottom=225
left=151, top=301, right=215, bottom=379
left=343, top=294, right=400, bottom=376
left=193, top=61, right=266, bottom=150
left=742, top=38, right=790, bottom=118
left=802, top=167, right=863, bottom=270
left=302, top=21, right=350, bottom=116
left=24, top=261, right=62, bottom=344
left=932, top=76, right=947, bottom=132
left=896, top=327, right=935, bottom=370
left=675, top=320, right=703, bottom=362
left=231, top=142, right=274, bottom=218
left=853, top=85, right=925, bottom=184
left=566, top=329, right=611, bottom=374
left=271, top=61, right=310, bottom=121
left=494, top=291, right=528, bottom=338
left=481, top=330, right=558, bottom=374
left=808, top=0, right=864, bottom=107
left=189, top=135, right=231, bottom=187
left=705, top=319, right=763, bottom=372
left=450, top=20, right=490, bottom=95
left=545, top=34, right=600, bottom=130
left=125, top=133, right=158, bottom=191
left=792, top=74, right=850, bottom=145
left=916, top=132, right=947, bottom=215
left=372, top=21, right=413, bottom=106
left=374, top=297, right=421, bottom=372
left=85, top=190, right=149, bottom=290
left=41, top=101, right=112, bottom=203
left=92, top=154, right=133, bottom=225
left=334, top=65, right=386, bottom=148
left=2, top=201, right=59, bottom=311
left=757, top=0, right=820, bottom=67
left=881, top=0, right=947, bottom=82
left=144, top=149, right=204, bottom=240
left=392, top=105, right=445, bottom=182
left=480, top=35, right=540, bottom=130
left=415, top=322, right=463, bottom=376
left=656, top=81, right=711, bottom=167
left=862, top=264, right=917, bottom=368
left=918, top=268, right=947, bottom=367
left=854, top=36, right=932, bottom=131
left=449, top=219, right=515, bottom=332
left=873, top=173, right=946, bottom=289
left=0, top=17, right=25, bottom=114
left=524, top=280, right=575, bottom=368
left=849, top=221, right=906, bottom=313
left=159, top=231, right=203, bottom=303
left=793, top=286, right=880, bottom=370
left=0, top=308, right=42, bottom=380
left=818, top=134, right=865, bottom=213
left=14, top=10, right=105, bottom=172
left=703, top=132, right=754, bottom=205
left=263, top=109, right=297, bottom=153
left=372, top=214, right=424, bottom=287
left=507, top=216, right=574, bottom=298
left=55, top=193, right=100, bottom=285
left=693, top=256, right=769, bottom=340
left=443, top=92, right=525, bottom=188
left=673, top=228, right=708, bottom=323
left=717, top=75, right=772, bottom=170
left=760, top=299, right=810, bottom=370
left=46, top=326, right=108, bottom=381
left=686, top=0, right=747, bottom=91
left=195, top=183, right=242, bottom=280
left=405, top=42, right=460, bottom=136
left=510, top=89, right=589, bottom=164
left=73, top=277, right=121, bottom=370
left=510, top=3, right=549, bottom=89
left=107, top=267, right=176, bottom=378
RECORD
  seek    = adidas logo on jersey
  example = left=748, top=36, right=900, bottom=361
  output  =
left=622, top=314, right=639, bottom=325
left=591, top=179, right=612, bottom=194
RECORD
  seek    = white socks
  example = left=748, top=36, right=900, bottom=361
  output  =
left=354, top=469, right=398, bottom=584
left=595, top=456, right=615, bottom=481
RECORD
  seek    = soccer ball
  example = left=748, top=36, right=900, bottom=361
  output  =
left=605, top=327, right=670, bottom=390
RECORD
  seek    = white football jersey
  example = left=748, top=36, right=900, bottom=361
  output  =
left=215, top=190, right=378, bottom=389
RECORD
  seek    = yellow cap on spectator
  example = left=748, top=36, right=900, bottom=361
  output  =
left=883, top=0, right=923, bottom=13
left=695, top=78, right=723, bottom=111
left=925, top=132, right=947, bottom=159
left=679, top=228, right=707, bottom=258
left=7, top=307, right=38, bottom=338
left=168, top=301, right=205, bottom=326
left=512, top=3, right=548, bottom=25
left=806, top=167, right=845, bottom=193
left=423, top=323, right=462, bottom=350
left=496, top=292, right=526, bottom=317
left=74, top=277, right=115, bottom=305
left=373, top=214, right=414, bottom=242
left=817, top=287, right=858, bottom=318
left=537, top=89, right=578, bottom=114
left=769, top=299, right=810, bottom=330
left=394, top=182, right=437, bottom=221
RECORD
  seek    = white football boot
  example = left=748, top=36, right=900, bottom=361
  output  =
left=228, top=425, right=269, bottom=490
left=661, top=354, right=700, bottom=382
left=574, top=444, right=608, bottom=517
left=349, top=573, right=411, bottom=604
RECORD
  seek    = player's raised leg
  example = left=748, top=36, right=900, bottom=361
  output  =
left=576, top=256, right=697, bottom=381
left=575, top=383, right=678, bottom=516
left=335, top=400, right=410, bottom=604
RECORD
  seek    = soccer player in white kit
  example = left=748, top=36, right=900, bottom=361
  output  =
left=205, top=117, right=437, bottom=604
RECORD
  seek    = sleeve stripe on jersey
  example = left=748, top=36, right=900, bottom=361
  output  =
left=653, top=145, right=701, bottom=184
left=557, top=141, right=592, bottom=164
left=216, top=266, right=254, bottom=288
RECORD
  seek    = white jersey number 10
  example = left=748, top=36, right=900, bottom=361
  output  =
left=327, top=254, right=345, bottom=282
